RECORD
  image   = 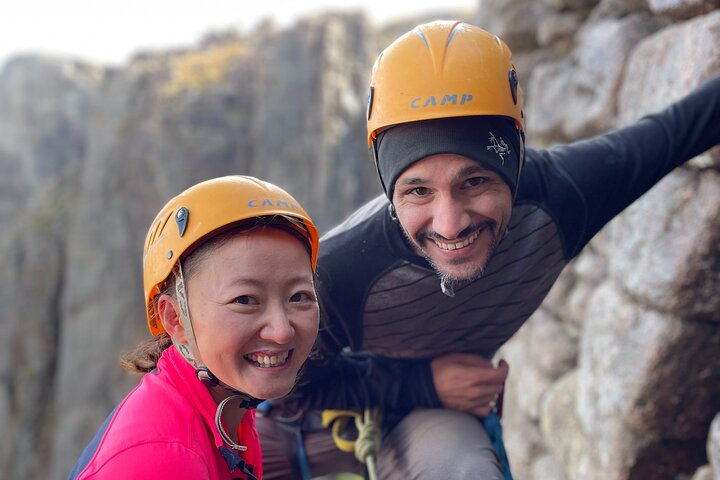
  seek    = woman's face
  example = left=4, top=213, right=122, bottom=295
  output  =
left=185, top=227, right=319, bottom=400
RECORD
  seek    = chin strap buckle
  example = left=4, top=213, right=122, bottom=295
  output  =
left=196, top=366, right=219, bottom=386
left=196, top=366, right=264, bottom=409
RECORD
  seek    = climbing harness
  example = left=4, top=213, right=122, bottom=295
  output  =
left=322, top=408, right=383, bottom=480
left=483, top=409, right=513, bottom=480
left=258, top=401, right=315, bottom=480
left=323, top=404, right=513, bottom=480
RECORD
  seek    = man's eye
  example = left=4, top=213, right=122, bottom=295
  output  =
left=233, top=295, right=257, bottom=305
left=466, top=177, right=488, bottom=187
left=408, top=187, right=430, bottom=196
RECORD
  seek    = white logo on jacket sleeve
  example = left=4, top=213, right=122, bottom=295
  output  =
left=487, top=132, right=510, bottom=164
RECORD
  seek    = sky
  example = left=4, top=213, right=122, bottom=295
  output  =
left=0, top=0, right=476, bottom=68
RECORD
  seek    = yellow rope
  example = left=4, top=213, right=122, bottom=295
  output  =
left=322, top=408, right=382, bottom=480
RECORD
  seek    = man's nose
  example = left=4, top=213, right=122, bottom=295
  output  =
left=432, top=194, right=471, bottom=240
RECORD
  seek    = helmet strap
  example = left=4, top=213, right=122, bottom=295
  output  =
left=172, top=262, right=200, bottom=368
left=515, top=128, right=526, bottom=197
left=196, top=365, right=219, bottom=386
left=371, top=137, right=391, bottom=200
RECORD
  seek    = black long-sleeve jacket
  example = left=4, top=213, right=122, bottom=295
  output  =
left=279, top=75, right=720, bottom=416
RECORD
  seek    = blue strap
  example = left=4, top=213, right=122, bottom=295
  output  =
left=481, top=411, right=513, bottom=480
left=294, top=426, right=313, bottom=480
left=258, top=401, right=313, bottom=480
left=257, top=400, right=272, bottom=415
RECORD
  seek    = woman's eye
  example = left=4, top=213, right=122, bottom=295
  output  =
left=233, top=295, right=257, bottom=305
left=290, top=291, right=315, bottom=303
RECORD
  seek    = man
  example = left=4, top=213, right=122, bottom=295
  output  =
left=257, top=20, right=720, bottom=479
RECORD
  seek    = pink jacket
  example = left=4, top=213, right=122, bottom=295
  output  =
left=69, top=347, right=262, bottom=479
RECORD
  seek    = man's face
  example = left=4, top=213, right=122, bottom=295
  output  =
left=392, top=153, right=513, bottom=282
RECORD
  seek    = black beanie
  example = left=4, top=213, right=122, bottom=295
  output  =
left=376, top=116, right=522, bottom=199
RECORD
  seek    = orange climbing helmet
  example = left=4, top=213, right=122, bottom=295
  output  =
left=142, top=175, right=319, bottom=336
left=367, top=21, right=526, bottom=198
left=367, top=20, right=524, bottom=143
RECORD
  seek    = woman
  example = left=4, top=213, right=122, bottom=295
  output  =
left=69, top=176, right=320, bottom=480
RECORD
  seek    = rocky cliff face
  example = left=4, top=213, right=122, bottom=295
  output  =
left=482, top=1, right=720, bottom=479
left=0, top=13, right=381, bottom=480
left=0, top=3, right=718, bottom=480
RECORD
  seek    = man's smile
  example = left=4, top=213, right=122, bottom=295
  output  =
left=429, top=229, right=482, bottom=251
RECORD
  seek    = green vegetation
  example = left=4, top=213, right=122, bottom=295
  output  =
left=161, top=42, right=249, bottom=95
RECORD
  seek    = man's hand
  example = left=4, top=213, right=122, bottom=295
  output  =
left=430, top=353, right=509, bottom=417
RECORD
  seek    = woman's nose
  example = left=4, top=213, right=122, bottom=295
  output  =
left=259, top=306, right=294, bottom=344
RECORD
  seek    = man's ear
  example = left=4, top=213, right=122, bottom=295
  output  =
left=157, top=294, right=188, bottom=344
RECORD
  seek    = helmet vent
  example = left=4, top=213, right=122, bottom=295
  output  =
left=146, top=210, right=173, bottom=250
left=414, top=29, right=431, bottom=50
left=447, top=22, right=464, bottom=47
left=367, top=86, right=374, bottom=121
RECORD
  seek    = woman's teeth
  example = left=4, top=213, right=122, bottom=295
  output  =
left=245, top=351, right=290, bottom=368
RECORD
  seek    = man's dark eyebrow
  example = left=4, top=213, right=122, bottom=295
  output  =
left=458, top=164, right=492, bottom=176
left=396, top=177, right=427, bottom=186
left=396, top=163, right=495, bottom=187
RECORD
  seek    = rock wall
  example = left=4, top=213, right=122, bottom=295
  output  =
left=0, top=3, right=718, bottom=480
left=484, top=1, right=720, bottom=479
left=0, top=13, right=382, bottom=480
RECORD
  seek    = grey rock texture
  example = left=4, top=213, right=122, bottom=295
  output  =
left=0, top=4, right=718, bottom=480
left=709, top=414, right=720, bottom=479
left=497, top=4, right=720, bottom=480
left=1, top=14, right=381, bottom=480
left=648, top=0, right=720, bottom=19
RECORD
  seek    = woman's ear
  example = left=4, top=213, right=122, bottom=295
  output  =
left=157, top=294, right=188, bottom=344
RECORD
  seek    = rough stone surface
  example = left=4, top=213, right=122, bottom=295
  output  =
left=590, top=0, right=652, bottom=19
left=503, top=408, right=546, bottom=480
left=710, top=414, right=720, bottom=479
left=0, top=57, right=99, bottom=232
left=537, top=12, right=584, bottom=51
left=498, top=5, right=720, bottom=479
left=0, top=4, right=719, bottom=480
left=604, top=169, right=720, bottom=319
left=540, top=371, right=592, bottom=480
left=691, top=464, right=715, bottom=480
left=0, top=171, right=79, bottom=480
left=475, top=0, right=547, bottom=50
left=648, top=0, right=720, bottom=19
left=500, top=309, right=577, bottom=478
left=577, top=281, right=716, bottom=478
left=502, top=309, right=577, bottom=419
left=618, top=10, right=720, bottom=168
left=527, top=13, right=666, bottom=142
left=0, top=14, right=382, bottom=480
left=530, top=453, right=568, bottom=480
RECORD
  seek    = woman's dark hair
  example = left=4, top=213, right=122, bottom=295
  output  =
left=120, top=216, right=313, bottom=373
left=119, top=333, right=174, bottom=373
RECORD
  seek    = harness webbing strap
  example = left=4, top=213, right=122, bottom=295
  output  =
left=259, top=401, right=313, bottom=480
left=481, top=411, right=513, bottom=480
